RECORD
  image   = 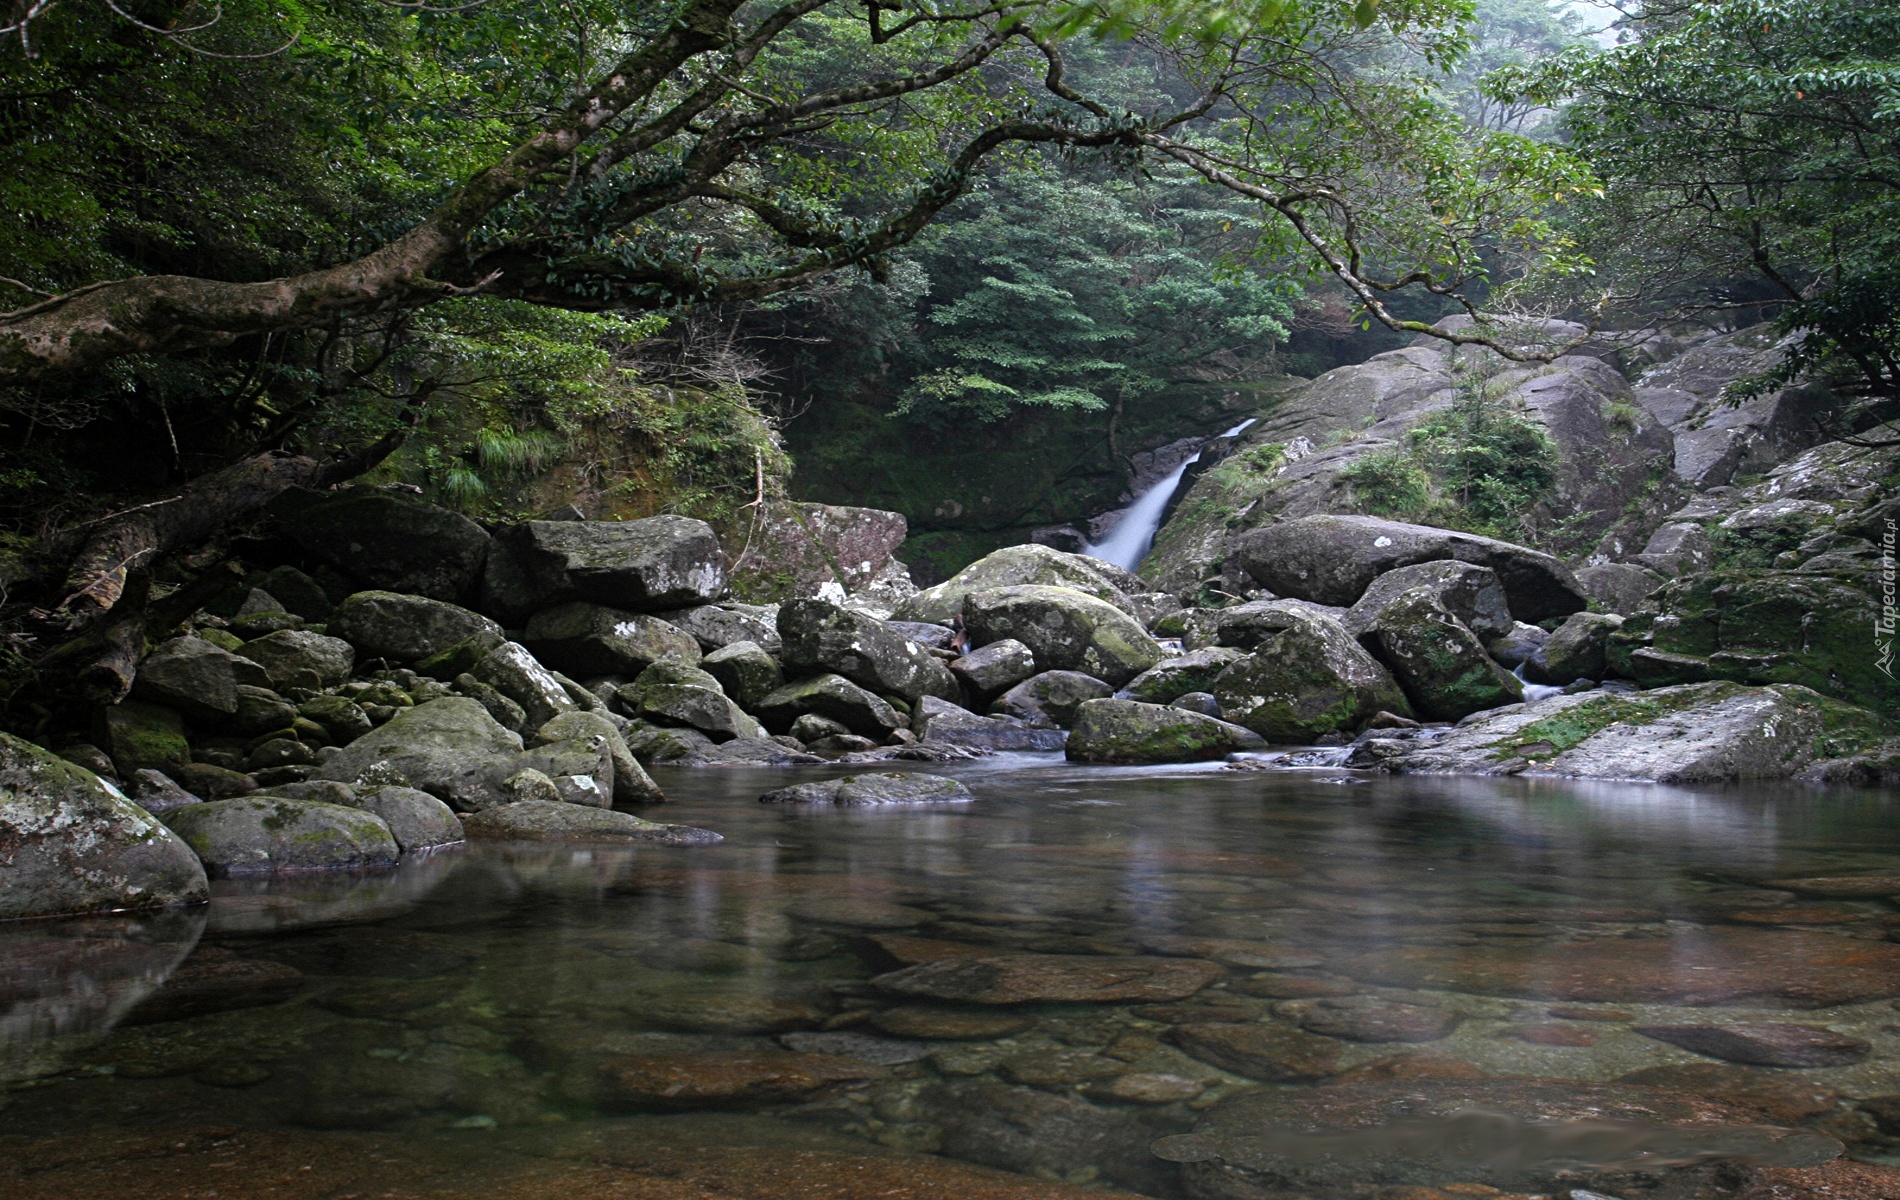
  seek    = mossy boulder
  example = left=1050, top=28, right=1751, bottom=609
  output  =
left=239, top=629, right=355, bottom=694
left=778, top=598, right=958, bottom=703
left=97, top=700, right=192, bottom=777
left=1544, top=612, right=1623, bottom=683
left=315, top=697, right=524, bottom=810
left=754, top=673, right=904, bottom=738
left=1119, top=648, right=1245, bottom=705
left=1235, top=515, right=1588, bottom=622
left=1067, top=698, right=1265, bottom=764
left=166, top=796, right=400, bottom=875
left=522, top=601, right=701, bottom=677
left=533, top=710, right=665, bottom=805
left=990, top=670, right=1115, bottom=728
left=1211, top=604, right=1411, bottom=741
left=622, top=659, right=766, bottom=742
left=1343, top=560, right=1515, bottom=641
left=1614, top=569, right=1896, bottom=714
left=339, top=786, right=464, bottom=853
left=461, top=800, right=720, bottom=844
left=326, top=591, right=503, bottom=663
left=700, top=641, right=784, bottom=709
left=486, top=515, right=727, bottom=617
left=964, top=585, right=1163, bottom=687
left=948, top=639, right=1038, bottom=703
left=893, top=544, right=1142, bottom=624
left=279, top=489, right=491, bottom=602
left=0, top=732, right=209, bottom=919
left=130, top=635, right=271, bottom=722
left=1364, top=680, right=1891, bottom=783
left=470, top=641, right=577, bottom=730
left=1363, top=589, right=1522, bottom=721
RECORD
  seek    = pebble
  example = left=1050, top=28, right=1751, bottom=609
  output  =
left=1139, top=934, right=1323, bottom=970
left=869, top=1005, right=1035, bottom=1041
left=1546, top=1004, right=1636, bottom=1021
left=1230, top=971, right=1357, bottom=999
left=594, top=1050, right=886, bottom=1107
left=1632, top=1022, right=1871, bottom=1067
left=1293, top=996, right=1460, bottom=1043
left=776, top=1030, right=934, bottom=1064
left=1762, top=874, right=1900, bottom=897
left=1083, top=1072, right=1207, bottom=1104
left=872, top=954, right=1222, bottom=1005
left=1500, top=1023, right=1597, bottom=1047
left=1166, top=1021, right=1341, bottom=1081
left=1000, top=1049, right=1129, bottom=1090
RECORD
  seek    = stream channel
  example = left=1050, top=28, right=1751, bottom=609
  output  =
left=5, top=755, right=1900, bottom=1197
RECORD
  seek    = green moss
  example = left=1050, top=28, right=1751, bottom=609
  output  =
left=1489, top=685, right=1743, bottom=760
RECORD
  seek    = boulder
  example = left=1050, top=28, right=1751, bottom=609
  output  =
left=486, top=515, right=727, bottom=616
left=1067, top=698, right=1265, bottom=764
left=1544, top=611, right=1623, bottom=682
left=166, top=797, right=400, bottom=875
left=533, top=710, right=664, bottom=804
left=700, top=640, right=783, bottom=709
left=1211, top=604, right=1412, bottom=740
left=722, top=500, right=910, bottom=605
left=261, top=564, right=333, bottom=620
left=1119, top=648, right=1244, bottom=705
left=948, top=639, right=1037, bottom=702
left=893, top=544, right=1143, bottom=624
left=656, top=604, right=781, bottom=654
left=522, top=601, right=700, bottom=676
left=0, top=732, right=209, bottom=919
left=1342, top=560, right=1514, bottom=641
left=238, top=630, right=355, bottom=694
left=340, top=786, right=464, bottom=852
left=509, top=736, right=613, bottom=807
left=1362, top=588, right=1522, bottom=721
left=910, top=696, right=1066, bottom=751
left=325, top=591, right=502, bottom=663
left=621, top=659, right=765, bottom=742
left=778, top=598, right=958, bottom=702
left=1235, top=515, right=1588, bottom=621
left=460, top=800, right=721, bottom=844
left=316, top=697, right=524, bottom=809
left=97, top=700, right=191, bottom=777
left=964, top=585, right=1162, bottom=686
left=130, top=636, right=270, bottom=722
left=759, top=772, right=975, bottom=806
left=1574, top=562, right=1663, bottom=614
left=754, top=674, right=904, bottom=738
left=298, top=694, right=372, bottom=744
left=1611, top=569, right=1896, bottom=711
left=1633, top=520, right=1714, bottom=577
left=280, top=489, right=490, bottom=601
left=990, top=671, right=1114, bottom=728
left=470, top=641, right=577, bottom=730
left=1365, top=681, right=1874, bottom=783
left=889, top=621, right=958, bottom=651
left=171, top=761, right=257, bottom=800
left=128, top=769, right=199, bottom=816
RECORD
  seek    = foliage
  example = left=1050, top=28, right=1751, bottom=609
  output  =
left=892, top=165, right=1296, bottom=424
left=1495, top=1, right=1900, bottom=419
left=1342, top=351, right=1557, bottom=535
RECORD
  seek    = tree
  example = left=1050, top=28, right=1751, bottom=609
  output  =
left=1, top=0, right=1595, bottom=649
left=1496, top=0, right=1900, bottom=429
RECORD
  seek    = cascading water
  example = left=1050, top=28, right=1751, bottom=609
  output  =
left=1083, top=418, right=1257, bottom=571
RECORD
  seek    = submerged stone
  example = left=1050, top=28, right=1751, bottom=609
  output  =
left=1633, top=1023, right=1871, bottom=1068
left=461, top=801, right=720, bottom=844
left=1167, top=1021, right=1342, bottom=1081
left=594, top=1050, right=885, bottom=1108
left=872, top=953, right=1220, bottom=1004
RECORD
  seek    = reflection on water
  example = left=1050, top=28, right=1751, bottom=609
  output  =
left=2, top=760, right=1899, bottom=1198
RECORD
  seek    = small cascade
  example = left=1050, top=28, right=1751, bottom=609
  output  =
left=1514, top=663, right=1566, bottom=704
left=1083, top=418, right=1260, bottom=571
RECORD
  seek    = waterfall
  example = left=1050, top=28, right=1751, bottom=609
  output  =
left=1083, top=418, right=1260, bottom=571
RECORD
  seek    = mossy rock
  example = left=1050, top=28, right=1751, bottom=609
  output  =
left=1066, top=698, right=1265, bottom=764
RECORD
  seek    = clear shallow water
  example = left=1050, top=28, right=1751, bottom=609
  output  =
left=6, top=757, right=1900, bottom=1197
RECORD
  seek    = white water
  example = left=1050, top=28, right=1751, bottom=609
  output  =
left=1515, top=663, right=1567, bottom=703
left=1083, top=418, right=1259, bottom=571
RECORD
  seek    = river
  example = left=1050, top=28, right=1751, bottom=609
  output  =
left=4, top=756, right=1899, bottom=1197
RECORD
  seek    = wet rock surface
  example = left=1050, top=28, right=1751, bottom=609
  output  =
left=873, top=953, right=1221, bottom=1004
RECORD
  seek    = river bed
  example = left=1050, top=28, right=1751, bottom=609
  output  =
left=5, top=756, right=1900, bottom=1197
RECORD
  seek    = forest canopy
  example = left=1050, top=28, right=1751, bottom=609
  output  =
left=1, top=0, right=1895, bottom=656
